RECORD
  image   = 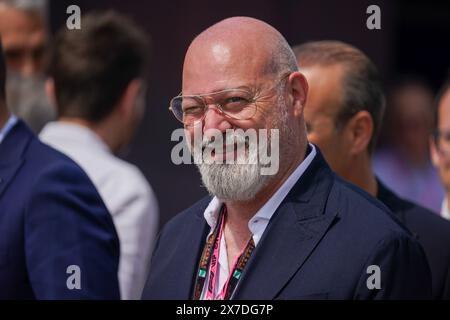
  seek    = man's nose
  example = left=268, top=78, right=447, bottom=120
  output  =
left=203, top=104, right=233, bottom=135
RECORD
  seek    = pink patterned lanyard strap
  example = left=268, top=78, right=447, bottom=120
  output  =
left=192, top=205, right=255, bottom=300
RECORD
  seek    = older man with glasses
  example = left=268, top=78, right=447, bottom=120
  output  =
left=142, top=17, right=431, bottom=300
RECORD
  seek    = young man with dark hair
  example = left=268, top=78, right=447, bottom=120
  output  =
left=40, top=11, right=159, bottom=300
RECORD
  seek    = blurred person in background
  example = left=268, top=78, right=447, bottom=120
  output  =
left=0, top=37, right=120, bottom=300
left=374, top=77, right=443, bottom=213
left=0, top=0, right=55, bottom=133
left=431, top=78, right=450, bottom=221
left=40, top=11, right=159, bottom=300
left=294, top=40, right=450, bottom=299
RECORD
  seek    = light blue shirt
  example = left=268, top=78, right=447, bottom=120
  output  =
left=0, top=115, right=18, bottom=145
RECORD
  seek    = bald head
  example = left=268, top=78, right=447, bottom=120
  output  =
left=177, top=17, right=310, bottom=201
left=182, top=17, right=297, bottom=95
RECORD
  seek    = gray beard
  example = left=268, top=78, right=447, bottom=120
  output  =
left=197, top=148, right=271, bottom=201
left=6, top=71, right=55, bottom=133
left=196, top=94, right=292, bottom=201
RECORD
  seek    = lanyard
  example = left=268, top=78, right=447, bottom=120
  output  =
left=192, top=205, right=255, bottom=300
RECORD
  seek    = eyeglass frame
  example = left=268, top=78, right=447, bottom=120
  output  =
left=168, top=72, right=292, bottom=127
left=433, top=128, right=450, bottom=153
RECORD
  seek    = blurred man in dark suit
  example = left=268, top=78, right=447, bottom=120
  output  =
left=294, top=40, right=450, bottom=299
left=0, top=38, right=120, bottom=299
left=143, top=17, right=431, bottom=300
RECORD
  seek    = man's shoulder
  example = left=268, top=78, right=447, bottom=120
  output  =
left=3, top=125, right=100, bottom=204
left=329, top=176, right=412, bottom=238
left=399, top=197, right=450, bottom=243
left=379, top=182, right=450, bottom=242
left=4, top=120, right=80, bottom=171
left=20, top=131, right=89, bottom=180
left=25, top=140, right=101, bottom=196
left=323, top=177, right=428, bottom=281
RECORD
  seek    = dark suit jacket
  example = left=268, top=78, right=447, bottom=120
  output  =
left=0, top=120, right=120, bottom=299
left=377, top=181, right=450, bottom=299
left=142, top=150, right=431, bottom=299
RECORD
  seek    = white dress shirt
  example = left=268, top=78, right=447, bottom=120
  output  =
left=200, top=144, right=317, bottom=299
left=0, top=115, right=18, bottom=145
left=441, top=198, right=450, bottom=220
left=40, top=121, right=159, bottom=300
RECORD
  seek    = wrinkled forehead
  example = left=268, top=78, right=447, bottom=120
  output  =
left=0, top=6, right=46, bottom=34
left=0, top=7, right=47, bottom=47
left=182, top=39, right=271, bottom=96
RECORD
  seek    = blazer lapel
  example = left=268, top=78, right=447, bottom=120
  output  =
left=181, top=214, right=209, bottom=299
left=0, top=121, right=31, bottom=199
left=0, top=161, right=24, bottom=199
left=233, top=151, right=338, bottom=299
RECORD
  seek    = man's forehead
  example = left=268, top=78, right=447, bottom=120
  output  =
left=182, top=42, right=267, bottom=95
left=181, top=74, right=261, bottom=96
left=0, top=7, right=45, bottom=33
left=0, top=11, right=47, bottom=49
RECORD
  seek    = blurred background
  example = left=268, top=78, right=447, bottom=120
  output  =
left=10, top=0, right=450, bottom=227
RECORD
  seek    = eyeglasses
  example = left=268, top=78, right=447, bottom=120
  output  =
left=169, top=72, right=291, bottom=127
left=434, top=129, right=450, bottom=154
left=169, top=88, right=258, bottom=127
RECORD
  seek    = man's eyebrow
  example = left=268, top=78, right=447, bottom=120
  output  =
left=184, top=85, right=255, bottom=96
left=4, top=46, right=25, bottom=52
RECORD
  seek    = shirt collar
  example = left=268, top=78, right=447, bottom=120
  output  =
left=203, top=143, right=317, bottom=241
left=40, top=121, right=111, bottom=154
left=441, top=198, right=450, bottom=220
left=0, top=115, right=18, bottom=145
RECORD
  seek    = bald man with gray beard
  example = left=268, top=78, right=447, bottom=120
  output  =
left=142, top=17, right=431, bottom=300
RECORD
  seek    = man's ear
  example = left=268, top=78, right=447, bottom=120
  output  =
left=288, top=71, right=308, bottom=118
left=117, top=79, right=142, bottom=117
left=45, top=78, right=57, bottom=106
left=430, top=136, right=440, bottom=167
left=347, top=110, right=373, bottom=155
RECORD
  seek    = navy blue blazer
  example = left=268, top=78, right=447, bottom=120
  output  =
left=0, top=120, right=120, bottom=299
left=377, top=181, right=450, bottom=299
left=142, top=149, right=431, bottom=299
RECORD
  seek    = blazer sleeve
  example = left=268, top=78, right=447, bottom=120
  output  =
left=354, top=232, right=432, bottom=299
left=24, top=161, right=121, bottom=299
